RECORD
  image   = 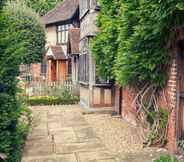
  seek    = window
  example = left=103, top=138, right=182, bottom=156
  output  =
left=68, top=58, right=72, bottom=80
left=79, top=38, right=89, bottom=83
left=80, top=0, right=90, bottom=19
left=41, top=62, right=47, bottom=75
left=57, top=24, right=70, bottom=44
left=79, top=53, right=89, bottom=83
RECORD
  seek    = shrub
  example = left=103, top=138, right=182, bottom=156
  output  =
left=28, top=96, right=79, bottom=106
left=8, top=103, right=32, bottom=162
left=154, top=155, right=178, bottom=162
left=24, top=0, right=63, bottom=16
left=178, top=140, right=184, bottom=150
left=0, top=1, right=45, bottom=161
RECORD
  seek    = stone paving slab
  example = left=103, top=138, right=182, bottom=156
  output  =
left=22, top=105, right=120, bottom=162
left=76, top=150, right=118, bottom=162
left=55, top=140, right=105, bottom=154
left=53, top=130, right=78, bottom=143
left=23, top=143, right=54, bottom=157
left=49, top=127, right=73, bottom=134
left=27, top=129, right=48, bottom=140
left=25, top=136, right=52, bottom=147
left=48, top=122, right=62, bottom=132
left=22, top=154, right=77, bottom=162
left=95, top=159, right=117, bottom=162
left=74, top=126, right=97, bottom=140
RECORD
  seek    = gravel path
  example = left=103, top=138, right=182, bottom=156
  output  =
left=84, top=114, right=143, bottom=154
left=83, top=113, right=178, bottom=162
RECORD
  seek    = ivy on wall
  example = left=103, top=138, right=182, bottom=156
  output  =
left=91, top=0, right=121, bottom=80
left=92, top=0, right=184, bottom=88
left=91, top=0, right=184, bottom=146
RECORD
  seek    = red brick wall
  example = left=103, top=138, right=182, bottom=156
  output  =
left=117, top=54, right=178, bottom=153
left=157, top=55, right=177, bottom=153
left=121, top=86, right=138, bottom=126
left=30, top=63, right=41, bottom=81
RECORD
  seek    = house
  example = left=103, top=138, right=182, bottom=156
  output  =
left=42, top=0, right=79, bottom=82
left=67, top=27, right=80, bottom=83
left=79, top=0, right=114, bottom=109
left=19, top=63, right=44, bottom=81
left=114, top=27, right=184, bottom=153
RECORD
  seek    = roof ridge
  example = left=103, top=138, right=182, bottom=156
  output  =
left=42, top=0, right=79, bottom=25
left=42, top=0, right=66, bottom=18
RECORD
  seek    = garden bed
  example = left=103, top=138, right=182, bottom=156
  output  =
left=28, top=96, right=79, bottom=106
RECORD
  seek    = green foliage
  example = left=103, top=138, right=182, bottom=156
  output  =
left=24, top=0, right=63, bottom=16
left=8, top=102, right=32, bottom=162
left=2, top=1, right=46, bottom=64
left=28, top=96, right=79, bottom=106
left=115, top=1, right=170, bottom=87
left=178, top=140, right=184, bottom=150
left=0, top=1, right=44, bottom=161
left=92, top=0, right=184, bottom=88
left=0, top=93, right=32, bottom=162
left=154, top=155, right=178, bottom=162
left=92, top=0, right=184, bottom=147
left=91, top=0, right=121, bottom=80
left=148, top=108, right=169, bottom=145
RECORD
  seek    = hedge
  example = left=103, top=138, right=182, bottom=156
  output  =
left=28, top=96, right=80, bottom=106
left=0, top=1, right=45, bottom=161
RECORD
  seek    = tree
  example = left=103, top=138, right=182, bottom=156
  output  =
left=24, top=0, right=63, bottom=16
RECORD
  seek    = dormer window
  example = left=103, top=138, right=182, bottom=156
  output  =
left=57, top=24, right=71, bottom=44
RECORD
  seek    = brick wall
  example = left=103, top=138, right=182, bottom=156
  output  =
left=164, top=53, right=177, bottom=153
left=30, top=63, right=41, bottom=81
left=116, top=53, right=178, bottom=153
left=121, top=86, right=138, bottom=126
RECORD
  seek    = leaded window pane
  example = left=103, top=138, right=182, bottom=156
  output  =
left=57, top=24, right=71, bottom=44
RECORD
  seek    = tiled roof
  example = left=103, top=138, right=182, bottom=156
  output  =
left=47, top=46, right=67, bottom=60
left=42, top=0, right=79, bottom=25
left=68, top=28, right=80, bottom=54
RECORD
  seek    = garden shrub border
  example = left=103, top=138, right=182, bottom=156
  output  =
left=154, top=154, right=178, bottom=162
left=28, top=96, right=80, bottom=106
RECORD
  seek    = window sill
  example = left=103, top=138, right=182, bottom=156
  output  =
left=56, top=43, right=67, bottom=45
left=92, top=83, right=113, bottom=88
left=79, top=81, right=89, bottom=86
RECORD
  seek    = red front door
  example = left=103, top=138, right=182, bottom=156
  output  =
left=51, top=60, right=56, bottom=81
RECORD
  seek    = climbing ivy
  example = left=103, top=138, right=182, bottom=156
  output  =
left=115, top=0, right=184, bottom=88
left=91, top=0, right=121, bottom=80
left=92, top=0, right=184, bottom=88
left=92, top=0, right=184, bottom=146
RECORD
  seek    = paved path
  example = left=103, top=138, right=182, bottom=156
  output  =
left=22, top=105, right=120, bottom=162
